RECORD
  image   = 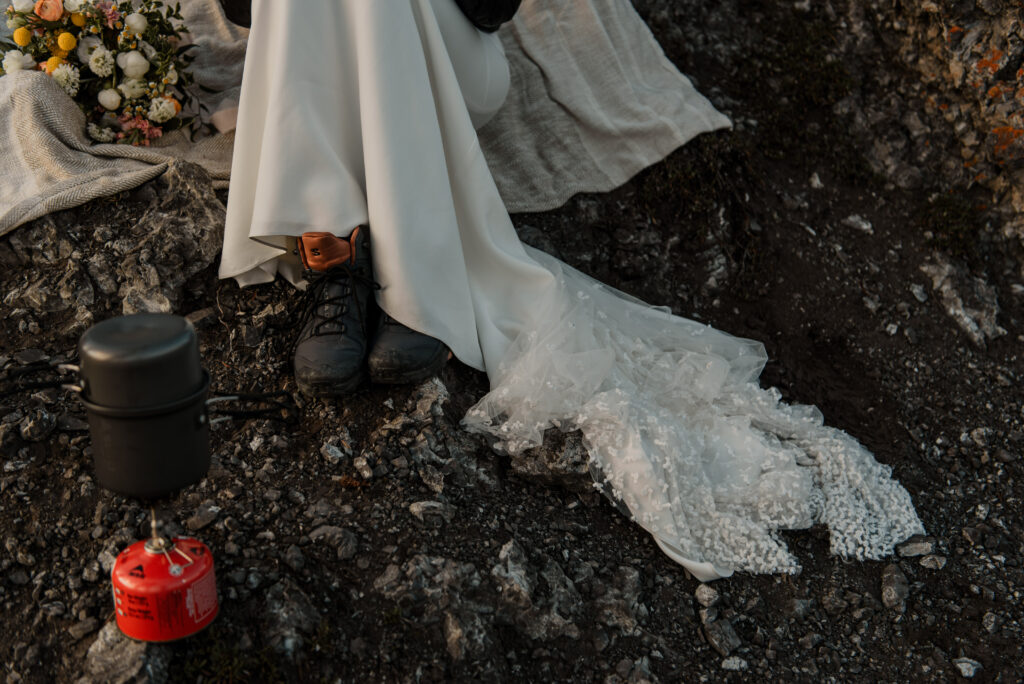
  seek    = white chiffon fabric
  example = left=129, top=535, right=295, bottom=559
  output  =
left=221, top=0, right=924, bottom=580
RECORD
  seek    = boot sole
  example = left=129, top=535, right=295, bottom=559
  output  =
left=296, top=369, right=366, bottom=397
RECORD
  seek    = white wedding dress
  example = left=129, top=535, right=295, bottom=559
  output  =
left=220, top=0, right=924, bottom=581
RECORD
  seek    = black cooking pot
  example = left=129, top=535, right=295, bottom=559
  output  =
left=77, top=314, right=210, bottom=498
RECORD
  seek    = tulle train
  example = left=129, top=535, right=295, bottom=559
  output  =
left=463, top=246, right=925, bottom=581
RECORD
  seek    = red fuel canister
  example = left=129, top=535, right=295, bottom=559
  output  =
left=111, top=536, right=219, bottom=642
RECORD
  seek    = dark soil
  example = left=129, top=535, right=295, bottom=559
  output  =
left=1, top=1, right=1022, bottom=682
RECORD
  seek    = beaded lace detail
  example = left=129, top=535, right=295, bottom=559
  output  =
left=463, top=247, right=924, bottom=578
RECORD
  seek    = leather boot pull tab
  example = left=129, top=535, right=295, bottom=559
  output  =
left=297, top=230, right=360, bottom=272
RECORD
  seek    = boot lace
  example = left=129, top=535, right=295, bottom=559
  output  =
left=295, top=264, right=380, bottom=344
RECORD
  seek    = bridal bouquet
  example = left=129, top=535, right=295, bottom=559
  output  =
left=1, top=0, right=195, bottom=145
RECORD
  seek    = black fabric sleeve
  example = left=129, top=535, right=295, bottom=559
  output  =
left=452, top=0, right=523, bottom=33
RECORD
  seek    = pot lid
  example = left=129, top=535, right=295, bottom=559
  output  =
left=78, top=314, right=204, bottom=409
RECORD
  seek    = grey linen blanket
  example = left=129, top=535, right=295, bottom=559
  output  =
left=0, top=0, right=729, bottom=236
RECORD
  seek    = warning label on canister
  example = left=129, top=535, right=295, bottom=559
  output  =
left=156, top=589, right=186, bottom=633
left=187, top=571, right=217, bottom=621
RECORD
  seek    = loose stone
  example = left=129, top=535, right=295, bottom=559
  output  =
left=919, top=555, right=948, bottom=570
left=721, top=656, right=748, bottom=671
left=695, top=584, right=719, bottom=607
left=954, top=658, right=982, bottom=678
left=68, top=618, right=99, bottom=641
left=897, top=536, right=935, bottom=557
left=703, top=618, right=742, bottom=657
left=881, top=564, right=909, bottom=609
left=185, top=503, right=220, bottom=532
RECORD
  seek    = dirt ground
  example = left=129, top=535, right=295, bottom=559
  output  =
left=1, top=1, right=1022, bottom=682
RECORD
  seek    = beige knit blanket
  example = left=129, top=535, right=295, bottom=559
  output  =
left=0, top=0, right=729, bottom=236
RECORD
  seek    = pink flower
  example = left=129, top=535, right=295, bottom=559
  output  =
left=117, top=113, right=163, bottom=146
left=93, top=0, right=120, bottom=29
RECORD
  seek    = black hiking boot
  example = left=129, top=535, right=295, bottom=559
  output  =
left=293, top=228, right=378, bottom=396
left=367, top=313, right=449, bottom=385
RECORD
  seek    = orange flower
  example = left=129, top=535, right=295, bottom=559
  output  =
left=33, top=0, right=63, bottom=21
left=163, top=95, right=182, bottom=114
left=44, top=55, right=63, bottom=74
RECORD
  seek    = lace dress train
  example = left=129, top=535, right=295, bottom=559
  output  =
left=463, top=248, right=925, bottom=580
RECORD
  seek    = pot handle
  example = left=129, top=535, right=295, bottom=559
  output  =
left=58, top=364, right=84, bottom=394
left=0, top=360, right=83, bottom=398
left=203, top=390, right=298, bottom=427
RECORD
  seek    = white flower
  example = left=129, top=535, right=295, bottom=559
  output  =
left=137, top=39, right=156, bottom=60
left=124, top=12, right=147, bottom=35
left=87, top=46, right=114, bottom=77
left=117, top=77, right=146, bottom=99
left=121, top=50, right=149, bottom=79
left=147, top=96, right=176, bottom=123
left=12, top=0, right=35, bottom=12
left=51, top=63, right=80, bottom=97
left=163, top=65, right=177, bottom=85
left=97, top=88, right=120, bottom=110
left=63, top=0, right=83, bottom=11
left=2, top=50, right=34, bottom=73
left=1, top=51, right=20, bottom=74
left=87, top=123, right=117, bottom=143
left=76, top=35, right=101, bottom=63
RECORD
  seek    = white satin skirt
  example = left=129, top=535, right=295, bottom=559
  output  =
left=220, top=0, right=924, bottom=581
left=220, top=0, right=543, bottom=373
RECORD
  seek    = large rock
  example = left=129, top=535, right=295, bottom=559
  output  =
left=79, top=622, right=171, bottom=684
left=594, top=566, right=644, bottom=634
left=491, top=540, right=535, bottom=609
left=117, top=161, right=225, bottom=314
left=5, top=161, right=224, bottom=327
left=490, top=541, right=582, bottom=641
left=262, top=580, right=320, bottom=661
left=444, top=610, right=493, bottom=662
left=509, top=430, right=593, bottom=493
left=920, top=253, right=1006, bottom=347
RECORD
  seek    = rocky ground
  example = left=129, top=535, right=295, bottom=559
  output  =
left=2, top=0, right=1023, bottom=681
